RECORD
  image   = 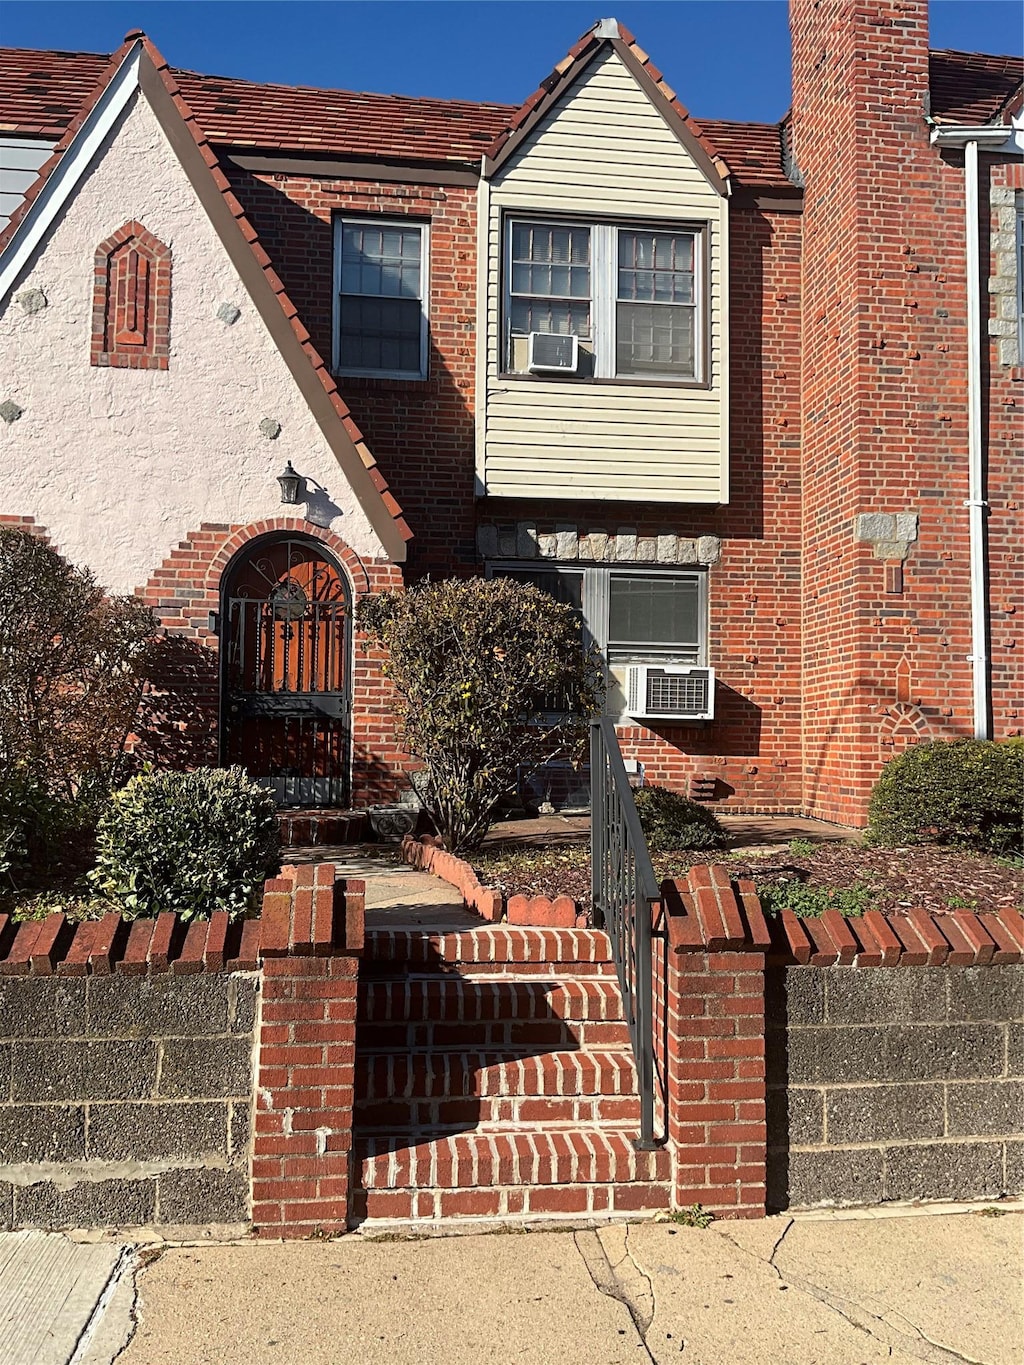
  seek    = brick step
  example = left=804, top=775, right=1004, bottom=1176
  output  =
left=354, top=1090, right=642, bottom=1133
left=355, top=1049, right=638, bottom=1102
left=357, top=1129, right=670, bottom=1193
left=356, top=1016, right=631, bottom=1051
left=358, top=977, right=624, bottom=1025
left=363, top=927, right=613, bottom=969
left=355, top=1180, right=670, bottom=1224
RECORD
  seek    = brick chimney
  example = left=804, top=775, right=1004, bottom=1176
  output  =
left=788, top=0, right=978, bottom=824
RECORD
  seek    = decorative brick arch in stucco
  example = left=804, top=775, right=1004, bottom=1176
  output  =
left=134, top=519, right=406, bottom=803
left=91, top=221, right=172, bottom=370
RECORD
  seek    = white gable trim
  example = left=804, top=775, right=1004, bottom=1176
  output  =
left=0, top=43, right=142, bottom=304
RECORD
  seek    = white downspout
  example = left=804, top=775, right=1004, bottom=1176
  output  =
left=963, top=138, right=991, bottom=740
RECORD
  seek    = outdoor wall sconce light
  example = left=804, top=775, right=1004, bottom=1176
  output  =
left=277, top=461, right=303, bottom=505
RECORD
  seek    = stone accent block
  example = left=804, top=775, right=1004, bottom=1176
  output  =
left=884, top=1142, right=1004, bottom=1202
left=947, top=965, right=1024, bottom=1023
left=696, top=535, right=721, bottom=565
left=0, top=979, right=87, bottom=1038
left=946, top=1081, right=1024, bottom=1138
left=158, top=1037, right=252, bottom=1100
left=86, top=975, right=231, bottom=1037
left=88, top=1102, right=227, bottom=1161
left=15, top=1177, right=155, bottom=1229
left=855, top=513, right=896, bottom=541
left=11, top=1040, right=156, bottom=1102
left=0, top=1104, right=85, bottom=1163
left=825, top=1083, right=945, bottom=1144
left=157, top=1166, right=248, bottom=1224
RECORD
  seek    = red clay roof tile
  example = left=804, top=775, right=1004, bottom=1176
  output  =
left=929, top=48, right=1023, bottom=124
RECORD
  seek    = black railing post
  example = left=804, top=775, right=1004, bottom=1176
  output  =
left=589, top=718, right=659, bottom=1151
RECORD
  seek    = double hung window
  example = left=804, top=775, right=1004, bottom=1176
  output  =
left=505, top=217, right=701, bottom=381
left=334, top=218, right=428, bottom=379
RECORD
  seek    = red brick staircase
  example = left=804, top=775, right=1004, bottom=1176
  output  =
left=351, top=926, right=671, bottom=1226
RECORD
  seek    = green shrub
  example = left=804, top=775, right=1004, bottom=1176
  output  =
left=757, top=879, right=874, bottom=919
left=90, top=767, right=280, bottom=919
left=632, top=785, right=727, bottom=852
left=867, top=738, right=1023, bottom=855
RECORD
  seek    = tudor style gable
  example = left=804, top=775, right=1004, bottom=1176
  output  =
left=476, top=25, right=731, bottom=506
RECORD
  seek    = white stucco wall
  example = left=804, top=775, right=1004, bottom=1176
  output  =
left=0, top=92, right=386, bottom=594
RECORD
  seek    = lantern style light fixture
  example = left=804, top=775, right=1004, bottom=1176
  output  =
left=277, top=460, right=302, bottom=504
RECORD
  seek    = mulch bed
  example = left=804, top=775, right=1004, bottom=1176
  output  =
left=471, top=841, right=1022, bottom=917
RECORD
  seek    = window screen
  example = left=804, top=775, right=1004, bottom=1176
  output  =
left=616, top=230, right=696, bottom=378
left=608, top=574, right=700, bottom=657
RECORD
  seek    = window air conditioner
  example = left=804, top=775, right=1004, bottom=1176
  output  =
left=626, top=665, right=715, bottom=722
left=527, top=331, right=579, bottom=374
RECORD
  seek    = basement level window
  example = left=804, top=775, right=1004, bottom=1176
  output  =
left=504, top=217, right=704, bottom=382
left=333, top=218, right=428, bottom=379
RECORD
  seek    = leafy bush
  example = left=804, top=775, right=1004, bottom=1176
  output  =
left=0, top=527, right=154, bottom=886
left=632, top=784, right=727, bottom=852
left=867, top=738, right=1023, bottom=856
left=756, top=879, right=874, bottom=919
left=90, top=767, right=280, bottom=919
left=358, top=578, right=604, bottom=854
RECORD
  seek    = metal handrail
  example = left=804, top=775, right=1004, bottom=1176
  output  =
left=590, top=718, right=659, bottom=1150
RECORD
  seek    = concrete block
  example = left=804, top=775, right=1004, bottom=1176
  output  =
left=0, top=1182, right=11, bottom=1229
left=766, top=1086, right=823, bottom=1147
left=784, top=967, right=827, bottom=1026
left=158, top=1037, right=253, bottom=1100
left=0, top=1104, right=85, bottom=1163
left=894, top=512, right=919, bottom=542
left=783, top=1147, right=885, bottom=1209
left=16, top=1039, right=159, bottom=1102
left=157, top=1167, right=248, bottom=1225
left=881, top=1024, right=1005, bottom=1082
left=15, top=1177, right=155, bottom=1229
left=1007, top=1022, right=1024, bottom=1075
left=86, top=975, right=231, bottom=1037
left=0, top=979, right=87, bottom=1039
left=229, top=1100, right=251, bottom=1159
left=88, top=1102, right=228, bottom=1161
left=824, top=967, right=946, bottom=1025
left=1005, top=1141, right=1024, bottom=1193
left=229, top=978, right=257, bottom=1035
left=854, top=513, right=895, bottom=541
left=884, top=1141, right=1004, bottom=1202
left=0, top=1043, right=9, bottom=1102
left=825, top=1083, right=944, bottom=1144
left=947, top=965, right=1024, bottom=1024
left=696, top=535, right=721, bottom=565
left=946, top=1080, right=1024, bottom=1138
left=785, top=1027, right=881, bottom=1086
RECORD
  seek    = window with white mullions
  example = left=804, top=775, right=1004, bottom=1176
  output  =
left=504, top=217, right=702, bottom=381
left=334, top=219, right=428, bottom=378
left=616, top=230, right=695, bottom=378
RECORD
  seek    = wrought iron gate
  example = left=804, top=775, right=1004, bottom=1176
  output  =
left=221, top=536, right=351, bottom=807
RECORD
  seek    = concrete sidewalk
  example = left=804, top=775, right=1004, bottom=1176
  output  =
left=107, top=1206, right=1020, bottom=1365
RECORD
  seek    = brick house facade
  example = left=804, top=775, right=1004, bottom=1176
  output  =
left=0, top=1, right=1020, bottom=824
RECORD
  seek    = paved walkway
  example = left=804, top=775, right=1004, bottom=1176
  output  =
left=27, top=1205, right=1018, bottom=1364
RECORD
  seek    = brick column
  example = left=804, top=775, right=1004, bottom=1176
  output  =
left=251, top=864, right=365, bottom=1238
left=662, top=865, right=771, bottom=1218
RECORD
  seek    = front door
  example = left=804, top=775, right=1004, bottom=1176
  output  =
left=222, top=536, right=351, bottom=807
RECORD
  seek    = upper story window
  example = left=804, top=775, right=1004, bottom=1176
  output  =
left=504, top=217, right=702, bottom=382
left=333, top=218, right=428, bottom=379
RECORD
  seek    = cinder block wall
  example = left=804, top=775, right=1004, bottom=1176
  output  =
left=766, top=965, right=1024, bottom=1209
left=0, top=973, right=256, bottom=1229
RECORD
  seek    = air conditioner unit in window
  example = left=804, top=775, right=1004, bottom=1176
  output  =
left=626, top=665, right=715, bottom=722
left=527, top=331, right=579, bottom=374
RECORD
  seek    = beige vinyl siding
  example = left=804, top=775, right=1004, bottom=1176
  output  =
left=481, top=47, right=728, bottom=504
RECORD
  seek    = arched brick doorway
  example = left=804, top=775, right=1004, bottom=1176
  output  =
left=220, top=533, right=352, bottom=807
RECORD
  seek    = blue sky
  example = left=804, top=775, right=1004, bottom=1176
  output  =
left=2, top=1, right=1019, bottom=123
